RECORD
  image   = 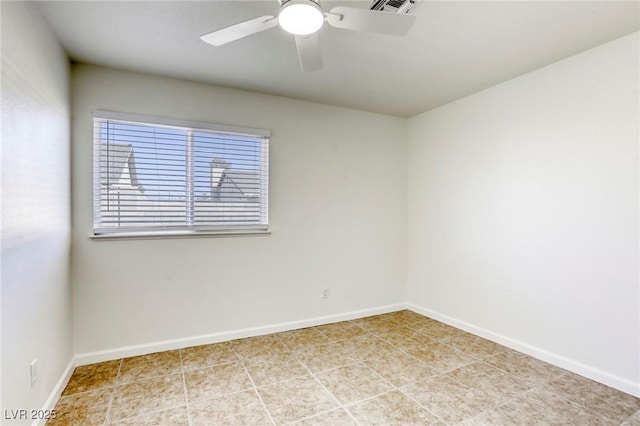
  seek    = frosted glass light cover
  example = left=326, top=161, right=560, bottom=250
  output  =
left=279, top=1, right=324, bottom=35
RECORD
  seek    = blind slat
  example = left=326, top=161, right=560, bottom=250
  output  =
left=94, top=115, right=269, bottom=235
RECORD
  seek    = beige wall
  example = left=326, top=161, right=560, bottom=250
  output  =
left=407, top=32, right=639, bottom=394
left=1, top=2, right=73, bottom=421
left=71, top=64, right=408, bottom=354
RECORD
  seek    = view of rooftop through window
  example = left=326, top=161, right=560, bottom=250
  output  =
left=93, top=116, right=269, bottom=234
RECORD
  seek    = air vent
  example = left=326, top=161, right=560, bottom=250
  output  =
left=369, top=0, right=416, bottom=14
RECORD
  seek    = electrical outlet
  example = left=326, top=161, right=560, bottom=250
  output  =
left=30, top=359, right=38, bottom=387
left=322, top=287, right=329, bottom=299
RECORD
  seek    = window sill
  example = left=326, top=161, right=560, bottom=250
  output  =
left=90, top=229, right=271, bottom=241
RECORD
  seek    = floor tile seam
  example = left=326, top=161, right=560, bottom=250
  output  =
left=433, top=340, right=482, bottom=358
left=54, top=391, right=113, bottom=422
left=234, top=351, right=283, bottom=362
left=443, top=364, right=537, bottom=399
left=109, top=370, right=186, bottom=421
left=489, top=386, right=566, bottom=421
left=410, top=337, right=450, bottom=348
left=455, top=408, right=490, bottom=425
left=480, top=361, right=563, bottom=388
left=227, top=342, right=245, bottom=358
left=187, top=381, right=259, bottom=406
left=181, top=358, right=242, bottom=373
left=537, top=382, right=633, bottom=423
left=410, top=356, right=478, bottom=376
left=114, top=370, right=184, bottom=387
left=289, top=343, right=338, bottom=357
left=398, top=371, right=522, bottom=422
left=59, top=382, right=120, bottom=399
left=239, top=360, right=278, bottom=426
left=272, top=334, right=301, bottom=349
left=409, top=369, right=481, bottom=392
left=102, top=358, right=123, bottom=425
left=354, top=360, right=398, bottom=387
left=353, top=322, right=374, bottom=333
left=249, top=366, right=321, bottom=391
left=228, top=342, right=270, bottom=360
left=237, top=351, right=291, bottom=365
left=401, top=323, right=428, bottom=333
left=340, top=387, right=406, bottom=409
left=344, top=407, right=367, bottom=426
left=558, top=372, right=631, bottom=405
left=177, top=348, right=194, bottom=426
left=393, top=344, right=431, bottom=363
left=279, top=406, right=352, bottom=426
left=328, top=339, right=378, bottom=357
left=324, top=334, right=365, bottom=345
left=299, top=356, right=361, bottom=425
left=472, top=385, right=554, bottom=419
left=445, top=388, right=541, bottom=425
left=397, top=355, right=447, bottom=376
left=398, top=320, right=425, bottom=328
left=390, top=345, right=444, bottom=370
left=621, top=409, right=640, bottom=424
left=278, top=341, right=330, bottom=352
left=384, top=373, right=441, bottom=390
left=248, top=373, right=311, bottom=390
left=405, top=331, right=443, bottom=346
left=395, top=385, right=457, bottom=426
left=434, top=363, right=528, bottom=397
left=241, top=356, right=310, bottom=388
left=368, top=331, right=419, bottom=348
left=303, top=359, right=363, bottom=374
left=315, top=361, right=398, bottom=395
left=292, top=353, right=362, bottom=375
left=101, top=389, right=117, bottom=426
left=235, top=349, right=294, bottom=363
left=108, top=402, right=188, bottom=424
left=448, top=346, right=498, bottom=362
left=312, top=327, right=335, bottom=341
left=399, top=334, right=440, bottom=347
left=470, top=359, right=541, bottom=385
left=325, top=329, right=372, bottom=343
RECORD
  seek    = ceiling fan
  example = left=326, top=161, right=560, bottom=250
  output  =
left=200, top=0, right=417, bottom=72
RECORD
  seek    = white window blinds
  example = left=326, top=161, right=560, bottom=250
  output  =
left=93, top=112, right=269, bottom=236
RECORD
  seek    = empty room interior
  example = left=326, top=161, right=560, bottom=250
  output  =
left=2, top=0, right=639, bottom=424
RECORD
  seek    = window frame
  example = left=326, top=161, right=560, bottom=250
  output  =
left=91, top=110, right=270, bottom=240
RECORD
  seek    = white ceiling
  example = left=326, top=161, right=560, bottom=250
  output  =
left=36, top=1, right=639, bottom=117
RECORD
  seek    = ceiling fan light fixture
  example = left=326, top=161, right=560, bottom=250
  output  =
left=279, top=0, right=324, bottom=35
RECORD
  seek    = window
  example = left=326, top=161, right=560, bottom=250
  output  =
left=93, top=111, right=269, bottom=237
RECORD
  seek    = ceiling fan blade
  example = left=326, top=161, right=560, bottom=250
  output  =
left=326, top=7, right=416, bottom=36
left=295, top=33, right=323, bottom=73
left=201, top=15, right=278, bottom=46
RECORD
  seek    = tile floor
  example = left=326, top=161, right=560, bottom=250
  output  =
left=48, top=310, right=640, bottom=425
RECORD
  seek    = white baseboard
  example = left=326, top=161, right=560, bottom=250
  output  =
left=75, top=303, right=407, bottom=366
left=49, top=300, right=637, bottom=422
left=38, top=304, right=405, bottom=424
left=407, top=303, right=640, bottom=398
left=32, top=358, right=75, bottom=426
